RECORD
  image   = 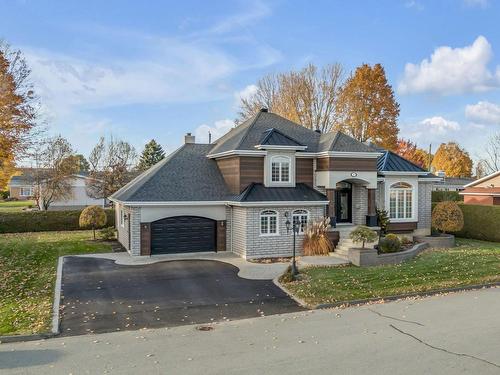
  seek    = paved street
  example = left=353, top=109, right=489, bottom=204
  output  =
left=1, top=288, right=499, bottom=374
left=60, top=257, right=301, bottom=335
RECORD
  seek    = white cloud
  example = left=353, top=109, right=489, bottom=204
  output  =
left=234, top=84, right=258, bottom=105
left=405, top=1, right=424, bottom=11
left=399, top=36, right=500, bottom=94
left=465, top=101, right=500, bottom=125
left=195, top=119, right=234, bottom=143
left=463, top=0, right=489, bottom=8
left=420, top=116, right=460, bottom=134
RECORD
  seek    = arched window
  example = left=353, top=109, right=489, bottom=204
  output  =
left=271, top=156, right=290, bottom=182
left=292, top=209, right=309, bottom=234
left=389, top=182, right=413, bottom=219
left=260, top=210, right=278, bottom=235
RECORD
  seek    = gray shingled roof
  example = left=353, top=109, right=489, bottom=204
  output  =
left=209, top=111, right=377, bottom=154
left=377, top=150, right=426, bottom=173
left=111, top=144, right=231, bottom=202
left=234, top=183, right=328, bottom=202
left=260, top=128, right=304, bottom=146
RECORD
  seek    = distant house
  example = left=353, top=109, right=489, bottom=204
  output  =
left=432, top=171, right=475, bottom=192
left=7, top=170, right=106, bottom=210
left=460, top=171, right=500, bottom=206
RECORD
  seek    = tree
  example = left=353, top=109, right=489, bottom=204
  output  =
left=86, top=136, right=137, bottom=199
left=334, top=63, right=400, bottom=151
left=396, top=139, right=431, bottom=169
left=432, top=201, right=464, bottom=234
left=74, top=154, right=90, bottom=173
left=431, top=142, right=473, bottom=177
left=349, top=225, right=378, bottom=249
left=237, top=63, right=344, bottom=133
left=79, top=205, right=107, bottom=240
left=478, top=133, right=500, bottom=174
left=32, top=136, right=79, bottom=210
left=137, top=139, right=165, bottom=171
left=0, top=41, right=39, bottom=189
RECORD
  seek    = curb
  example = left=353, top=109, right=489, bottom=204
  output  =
left=314, top=282, right=500, bottom=309
left=0, top=256, right=64, bottom=344
left=272, top=276, right=312, bottom=309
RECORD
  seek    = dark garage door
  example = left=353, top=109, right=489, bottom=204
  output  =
left=151, top=216, right=216, bottom=254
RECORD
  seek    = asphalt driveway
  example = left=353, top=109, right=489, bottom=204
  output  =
left=60, top=257, right=302, bottom=336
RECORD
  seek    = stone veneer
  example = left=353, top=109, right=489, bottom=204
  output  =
left=352, top=184, right=368, bottom=225
left=228, top=205, right=326, bottom=259
left=417, top=181, right=433, bottom=235
left=116, top=204, right=141, bottom=255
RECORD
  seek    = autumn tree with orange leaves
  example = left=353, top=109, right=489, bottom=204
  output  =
left=0, top=41, right=39, bottom=189
left=334, top=63, right=400, bottom=151
left=431, top=142, right=473, bottom=177
left=396, top=139, right=430, bottom=169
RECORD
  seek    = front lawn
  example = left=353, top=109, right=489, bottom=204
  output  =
left=285, top=238, right=500, bottom=306
left=0, top=230, right=111, bottom=335
left=0, top=200, right=35, bottom=212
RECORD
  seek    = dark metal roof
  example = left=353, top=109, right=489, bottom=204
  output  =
left=377, top=150, right=427, bottom=173
left=111, top=144, right=232, bottom=202
left=260, top=128, right=305, bottom=147
left=209, top=111, right=378, bottom=155
left=234, top=183, right=328, bottom=202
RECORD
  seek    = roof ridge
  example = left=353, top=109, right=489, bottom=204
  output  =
left=260, top=127, right=305, bottom=146
left=388, top=150, right=426, bottom=172
left=235, top=111, right=262, bottom=150
left=110, top=144, right=186, bottom=201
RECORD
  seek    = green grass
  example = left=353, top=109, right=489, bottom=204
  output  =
left=286, top=238, right=500, bottom=306
left=0, top=200, right=35, bottom=212
left=0, top=230, right=111, bottom=335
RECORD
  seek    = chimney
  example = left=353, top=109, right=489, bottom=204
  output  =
left=260, top=108, right=268, bottom=113
left=184, top=132, right=195, bottom=144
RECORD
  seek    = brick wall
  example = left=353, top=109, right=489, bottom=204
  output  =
left=417, top=181, right=432, bottom=234
left=376, top=181, right=385, bottom=209
left=129, top=207, right=141, bottom=255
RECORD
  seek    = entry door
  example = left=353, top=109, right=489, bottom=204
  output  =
left=335, top=188, right=352, bottom=223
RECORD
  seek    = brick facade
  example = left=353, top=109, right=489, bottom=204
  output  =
left=352, top=184, right=368, bottom=225
left=417, top=181, right=432, bottom=235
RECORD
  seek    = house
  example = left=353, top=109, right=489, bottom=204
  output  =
left=110, top=110, right=438, bottom=258
left=432, top=171, right=475, bottom=192
left=460, top=171, right=500, bottom=205
left=7, top=170, right=106, bottom=210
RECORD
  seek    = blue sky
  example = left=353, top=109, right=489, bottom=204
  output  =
left=1, top=0, right=500, bottom=161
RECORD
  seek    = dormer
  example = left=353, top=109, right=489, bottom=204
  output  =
left=256, top=128, right=307, bottom=188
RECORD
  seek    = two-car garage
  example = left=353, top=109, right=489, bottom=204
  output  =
left=150, top=216, right=217, bottom=254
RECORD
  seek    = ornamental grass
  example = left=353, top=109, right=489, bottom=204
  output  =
left=302, top=218, right=333, bottom=256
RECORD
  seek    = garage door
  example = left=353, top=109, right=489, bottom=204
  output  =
left=151, top=216, right=216, bottom=254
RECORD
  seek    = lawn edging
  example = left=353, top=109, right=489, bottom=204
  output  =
left=0, top=256, right=64, bottom=344
left=314, top=282, right=500, bottom=309
left=273, top=276, right=312, bottom=309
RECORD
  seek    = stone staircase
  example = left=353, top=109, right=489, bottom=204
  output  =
left=330, top=225, right=378, bottom=260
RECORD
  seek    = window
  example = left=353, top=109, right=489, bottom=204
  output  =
left=120, top=207, right=125, bottom=227
left=260, top=210, right=278, bottom=235
left=19, top=187, right=32, bottom=197
left=271, top=156, right=290, bottom=183
left=292, top=209, right=309, bottom=234
left=389, top=182, right=413, bottom=219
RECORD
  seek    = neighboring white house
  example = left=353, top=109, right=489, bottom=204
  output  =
left=7, top=171, right=105, bottom=210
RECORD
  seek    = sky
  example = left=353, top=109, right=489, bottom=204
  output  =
left=1, top=0, right=500, bottom=163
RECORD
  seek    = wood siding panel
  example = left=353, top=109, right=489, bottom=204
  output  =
left=216, top=157, right=240, bottom=194
left=296, top=158, right=314, bottom=187
left=216, top=220, right=227, bottom=251
left=387, top=221, right=418, bottom=233
left=239, top=157, right=264, bottom=192
left=316, top=157, right=377, bottom=172
left=140, top=222, right=151, bottom=256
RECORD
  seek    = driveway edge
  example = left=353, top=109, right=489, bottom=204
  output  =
left=272, top=276, right=312, bottom=309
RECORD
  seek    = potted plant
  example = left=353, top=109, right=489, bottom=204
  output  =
left=349, top=225, right=378, bottom=249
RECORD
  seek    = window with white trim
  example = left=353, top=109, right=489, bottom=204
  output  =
left=271, top=156, right=290, bottom=183
left=260, top=210, right=278, bottom=235
left=292, top=209, right=309, bottom=234
left=19, top=187, right=32, bottom=197
left=389, top=182, right=413, bottom=219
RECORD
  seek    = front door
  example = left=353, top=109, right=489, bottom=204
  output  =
left=335, top=183, right=352, bottom=223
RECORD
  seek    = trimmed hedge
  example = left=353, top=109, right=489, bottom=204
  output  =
left=0, top=209, right=115, bottom=234
left=432, top=190, right=463, bottom=203
left=452, top=204, right=500, bottom=242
